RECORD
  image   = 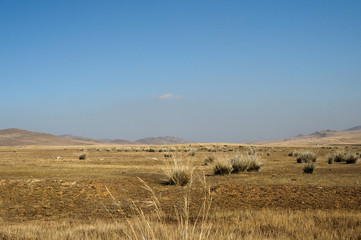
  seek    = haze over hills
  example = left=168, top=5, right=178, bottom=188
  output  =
left=0, top=128, right=193, bottom=146
left=253, top=126, right=361, bottom=146
left=0, top=129, right=100, bottom=146
left=1, top=127, right=360, bottom=146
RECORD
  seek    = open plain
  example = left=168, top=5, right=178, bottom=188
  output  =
left=0, top=144, right=360, bottom=239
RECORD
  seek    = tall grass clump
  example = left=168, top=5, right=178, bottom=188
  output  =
left=231, top=154, right=263, bottom=173
left=345, top=153, right=359, bottom=164
left=296, top=151, right=317, bottom=163
left=213, top=159, right=233, bottom=175
left=103, top=176, right=214, bottom=240
left=203, top=155, right=215, bottom=166
left=333, top=150, right=346, bottom=162
left=164, top=157, right=193, bottom=186
left=212, top=154, right=263, bottom=175
left=303, top=162, right=315, bottom=174
left=327, top=154, right=334, bottom=164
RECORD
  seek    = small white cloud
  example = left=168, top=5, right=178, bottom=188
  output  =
left=151, top=93, right=182, bottom=100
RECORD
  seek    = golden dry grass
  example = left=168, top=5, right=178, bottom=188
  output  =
left=0, top=144, right=360, bottom=239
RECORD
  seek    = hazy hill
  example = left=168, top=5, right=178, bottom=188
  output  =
left=345, top=126, right=361, bottom=131
left=253, top=127, right=361, bottom=146
left=110, top=139, right=135, bottom=145
left=0, top=129, right=99, bottom=146
left=135, top=136, right=193, bottom=145
left=0, top=129, right=193, bottom=146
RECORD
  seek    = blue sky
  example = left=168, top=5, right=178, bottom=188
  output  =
left=1, top=0, right=361, bottom=142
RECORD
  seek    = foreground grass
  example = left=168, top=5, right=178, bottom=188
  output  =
left=1, top=209, right=360, bottom=240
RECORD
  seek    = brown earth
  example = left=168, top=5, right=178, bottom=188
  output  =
left=0, top=144, right=360, bottom=223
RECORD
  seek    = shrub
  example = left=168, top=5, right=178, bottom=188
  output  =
left=230, top=155, right=249, bottom=173
left=288, top=152, right=293, bottom=157
left=204, top=156, right=215, bottom=166
left=230, top=154, right=263, bottom=173
left=334, top=154, right=345, bottom=162
left=303, top=162, right=315, bottom=174
left=79, top=154, right=87, bottom=160
left=189, top=149, right=197, bottom=157
left=296, top=151, right=317, bottom=163
left=165, top=158, right=193, bottom=186
left=164, top=153, right=172, bottom=158
left=213, top=161, right=232, bottom=175
left=327, top=154, right=333, bottom=164
left=168, top=170, right=191, bottom=186
left=345, top=154, right=358, bottom=164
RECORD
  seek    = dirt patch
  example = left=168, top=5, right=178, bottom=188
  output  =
left=211, top=183, right=361, bottom=210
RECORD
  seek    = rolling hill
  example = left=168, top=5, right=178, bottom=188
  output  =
left=252, top=127, right=361, bottom=146
left=0, top=129, right=99, bottom=146
left=0, top=128, right=193, bottom=146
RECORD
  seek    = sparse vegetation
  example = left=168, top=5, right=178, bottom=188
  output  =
left=296, top=151, right=317, bottom=163
left=345, top=153, right=358, bottom=164
left=1, top=144, right=361, bottom=239
left=79, top=154, right=87, bottom=160
left=213, top=160, right=233, bottom=175
left=165, top=158, right=193, bottom=186
left=303, top=162, right=315, bottom=174
left=204, top=155, right=215, bottom=165
left=164, top=153, right=172, bottom=158
left=327, top=154, right=333, bottom=164
left=231, top=154, right=263, bottom=173
left=332, top=150, right=346, bottom=162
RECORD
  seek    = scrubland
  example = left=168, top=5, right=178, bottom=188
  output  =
left=0, top=144, right=360, bottom=239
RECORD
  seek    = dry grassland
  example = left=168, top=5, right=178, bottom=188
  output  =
left=0, top=144, right=360, bottom=239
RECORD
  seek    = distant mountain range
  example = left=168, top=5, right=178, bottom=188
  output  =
left=1, top=126, right=360, bottom=146
left=253, top=126, right=361, bottom=146
left=0, top=128, right=193, bottom=146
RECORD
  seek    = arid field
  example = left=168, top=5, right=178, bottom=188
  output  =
left=0, top=144, right=360, bottom=239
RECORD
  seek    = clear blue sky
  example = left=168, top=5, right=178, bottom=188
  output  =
left=1, top=0, right=360, bottom=142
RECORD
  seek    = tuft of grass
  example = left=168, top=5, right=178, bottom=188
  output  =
left=79, top=154, right=87, bottom=160
left=345, top=153, right=358, bottom=164
left=231, top=154, right=263, bottom=173
left=303, top=162, right=315, bottom=174
left=333, top=151, right=346, bottom=162
left=164, top=157, right=193, bottom=186
left=213, top=160, right=233, bottom=175
left=204, top=155, right=215, bottom=166
left=102, top=176, right=214, bottom=240
left=327, top=154, right=333, bottom=164
left=296, top=151, right=317, bottom=163
left=189, top=149, right=197, bottom=157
